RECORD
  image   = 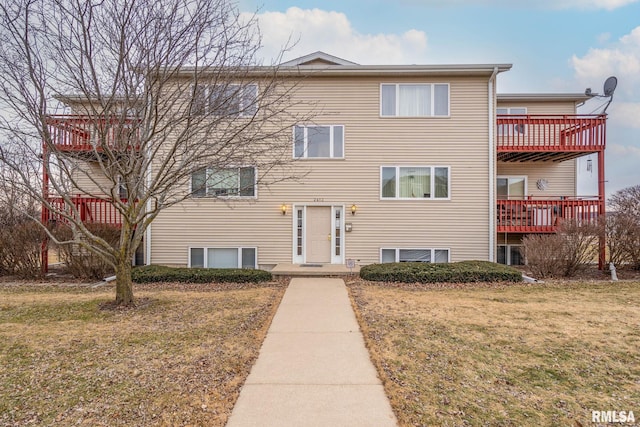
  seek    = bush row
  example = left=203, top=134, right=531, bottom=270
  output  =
left=131, top=265, right=272, bottom=284
left=360, top=260, right=522, bottom=283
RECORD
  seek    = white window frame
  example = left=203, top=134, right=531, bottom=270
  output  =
left=380, top=83, right=450, bottom=117
left=497, top=175, right=527, bottom=200
left=380, top=248, right=450, bottom=263
left=293, top=125, right=345, bottom=159
left=188, top=246, right=258, bottom=269
left=497, top=244, right=524, bottom=266
left=497, top=107, right=527, bottom=136
left=380, top=166, right=451, bottom=200
left=194, top=83, right=258, bottom=117
left=190, top=166, right=257, bottom=199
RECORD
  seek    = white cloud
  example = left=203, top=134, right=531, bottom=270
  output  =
left=571, top=27, right=640, bottom=95
left=245, top=7, right=428, bottom=65
left=395, top=0, right=638, bottom=10
left=609, top=143, right=640, bottom=157
left=608, top=102, right=640, bottom=128
left=597, top=32, right=612, bottom=44
left=556, top=0, right=639, bottom=9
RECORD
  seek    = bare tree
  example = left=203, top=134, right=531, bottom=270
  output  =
left=608, top=185, right=640, bottom=269
left=0, top=0, right=308, bottom=305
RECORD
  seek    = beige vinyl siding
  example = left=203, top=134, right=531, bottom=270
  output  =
left=496, top=100, right=577, bottom=115
left=151, top=74, right=492, bottom=266
left=497, top=161, right=576, bottom=198
left=69, top=160, right=116, bottom=197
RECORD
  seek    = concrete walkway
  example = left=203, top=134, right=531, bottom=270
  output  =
left=226, top=278, right=397, bottom=427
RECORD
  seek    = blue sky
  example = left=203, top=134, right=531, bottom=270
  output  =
left=238, top=0, right=640, bottom=198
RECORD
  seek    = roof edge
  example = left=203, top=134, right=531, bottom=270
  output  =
left=498, top=93, right=591, bottom=102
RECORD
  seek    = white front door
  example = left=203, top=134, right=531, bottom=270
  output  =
left=293, top=205, right=344, bottom=264
left=306, top=206, right=332, bottom=263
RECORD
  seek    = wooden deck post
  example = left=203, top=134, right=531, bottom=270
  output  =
left=598, top=149, right=606, bottom=270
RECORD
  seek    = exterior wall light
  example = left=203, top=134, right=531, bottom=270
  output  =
left=281, top=203, right=287, bottom=215
left=351, top=204, right=357, bottom=215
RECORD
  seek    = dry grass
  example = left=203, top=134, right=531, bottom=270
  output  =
left=0, top=282, right=285, bottom=426
left=348, top=280, right=640, bottom=427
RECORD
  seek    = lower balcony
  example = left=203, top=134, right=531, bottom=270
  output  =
left=497, top=197, right=602, bottom=233
left=43, top=196, right=128, bottom=227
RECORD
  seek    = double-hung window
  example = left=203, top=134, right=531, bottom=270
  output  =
left=381, top=166, right=449, bottom=199
left=294, top=125, right=344, bottom=158
left=194, top=84, right=258, bottom=117
left=381, top=83, right=449, bottom=117
left=381, top=248, right=450, bottom=263
left=191, top=166, right=256, bottom=198
left=190, top=247, right=257, bottom=269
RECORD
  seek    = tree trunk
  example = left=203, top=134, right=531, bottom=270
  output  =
left=114, top=256, right=134, bottom=306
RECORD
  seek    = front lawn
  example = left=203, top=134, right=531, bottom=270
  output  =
left=0, top=282, right=284, bottom=426
left=349, top=280, right=640, bottom=426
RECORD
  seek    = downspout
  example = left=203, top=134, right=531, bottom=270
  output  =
left=488, top=67, right=499, bottom=262
left=145, top=154, right=152, bottom=266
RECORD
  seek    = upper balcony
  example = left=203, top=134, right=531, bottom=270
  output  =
left=46, top=115, right=140, bottom=154
left=497, top=114, right=606, bottom=162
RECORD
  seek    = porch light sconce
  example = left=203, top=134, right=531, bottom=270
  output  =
left=351, top=204, right=357, bottom=215
left=281, top=203, right=287, bottom=215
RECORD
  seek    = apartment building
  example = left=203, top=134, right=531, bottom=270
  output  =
left=42, top=52, right=606, bottom=270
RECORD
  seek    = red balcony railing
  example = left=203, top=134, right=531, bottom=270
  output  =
left=497, top=197, right=602, bottom=233
left=497, top=114, right=606, bottom=152
left=43, top=196, right=129, bottom=227
left=46, top=115, right=140, bottom=152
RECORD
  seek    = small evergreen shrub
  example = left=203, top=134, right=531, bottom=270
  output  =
left=131, top=265, right=272, bottom=284
left=360, top=260, right=522, bottom=283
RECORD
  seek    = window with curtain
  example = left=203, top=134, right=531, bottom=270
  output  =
left=381, top=166, right=449, bottom=199
left=381, top=248, right=449, bottom=263
left=294, top=125, right=344, bottom=158
left=191, top=166, right=256, bottom=197
left=381, top=83, right=449, bottom=117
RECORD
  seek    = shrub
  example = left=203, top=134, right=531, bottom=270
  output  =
left=359, top=260, right=522, bottom=283
left=0, top=220, right=45, bottom=278
left=602, top=213, right=634, bottom=267
left=523, top=219, right=599, bottom=278
left=131, top=265, right=272, bottom=284
left=521, top=234, right=565, bottom=278
left=608, top=185, right=640, bottom=269
left=51, top=223, right=120, bottom=279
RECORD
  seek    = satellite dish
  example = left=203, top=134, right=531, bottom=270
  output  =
left=603, top=76, right=617, bottom=97
left=584, top=76, right=618, bottom=113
